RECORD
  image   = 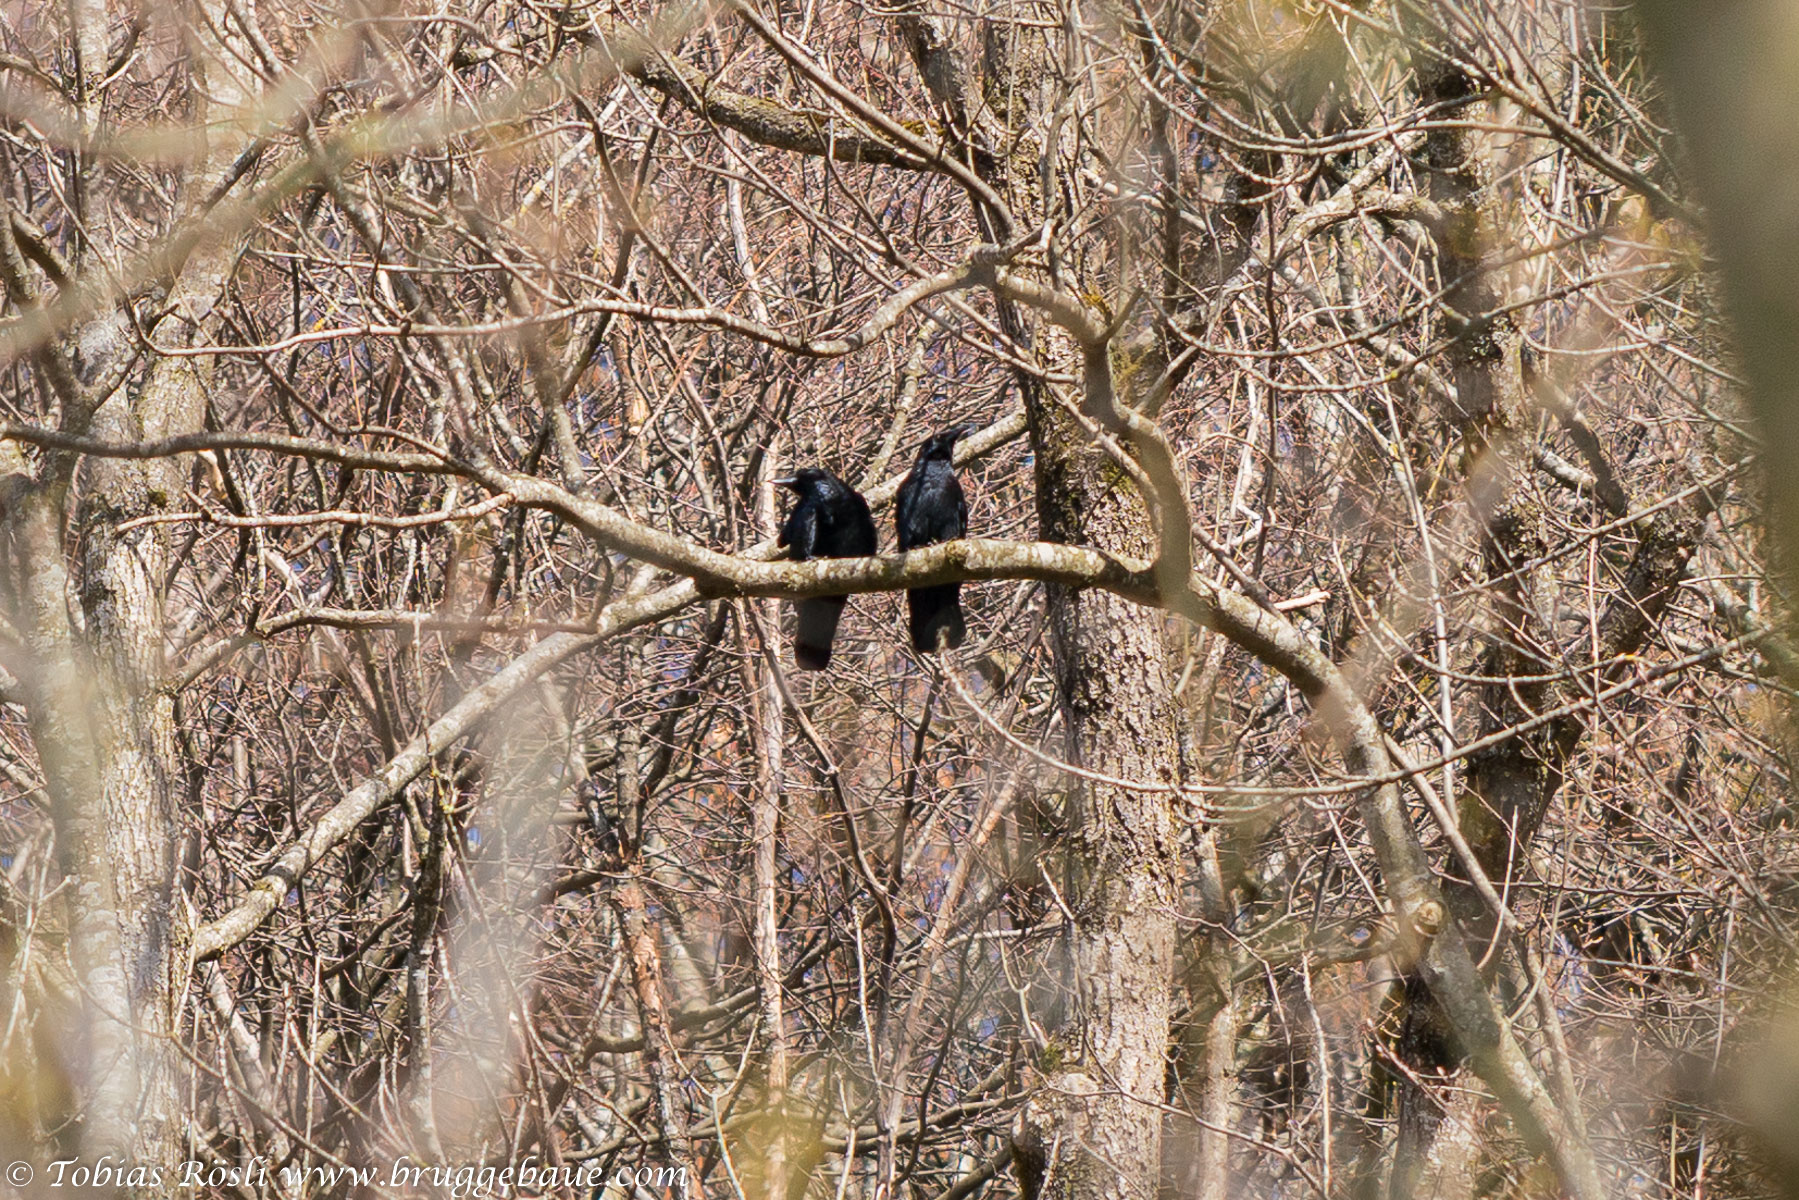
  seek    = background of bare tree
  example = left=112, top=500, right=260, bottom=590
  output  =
left=0, top=0, right=1794, bottom=1197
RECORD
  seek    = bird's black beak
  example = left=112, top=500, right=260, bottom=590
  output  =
left=773, top=475, right=799, bottom=488
left=953, top=423, right=979, bottom=442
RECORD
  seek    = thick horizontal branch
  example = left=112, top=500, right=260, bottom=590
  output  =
left=0, top=411, right=1329, bottom=698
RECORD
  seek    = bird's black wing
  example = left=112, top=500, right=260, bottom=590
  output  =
left=789, top=478, right=874, bottom=670
left=917, top=466, right=967, bottom=544
left=841, top=489, right=879, bottom=556
left=781, top=499, right=819, bottom=560
left=896, top=463, right=951, bottom=550
left=894, top=467, right=923, bottom=551
left=817, top=483, right=877, bottom=557
left=898, top=464, right=969, bottom=653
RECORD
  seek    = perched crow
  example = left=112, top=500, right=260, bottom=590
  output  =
left=895, top=424, right=977, bottom=653
left=776, top=467, right=878, bottom=670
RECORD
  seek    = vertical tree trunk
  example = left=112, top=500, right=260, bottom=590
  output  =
left=1009, top=386, right=1181, bottom=1200
left=0, top=0, right=254, bottom=1179
left=879, top=7, right=1188, bottom=1194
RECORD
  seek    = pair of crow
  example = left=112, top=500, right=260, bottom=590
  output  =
left=775, top=424, right=976, bottom=669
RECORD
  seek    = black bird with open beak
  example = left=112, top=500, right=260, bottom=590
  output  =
left=894, top=424, right=978, bottom=653
left=775, top=467, right=878, bottom=670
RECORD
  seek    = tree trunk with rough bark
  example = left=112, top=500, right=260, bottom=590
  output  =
left=0, top=1, right=252, bottom=1181
left=933, top=15, right=1185, bottom=1199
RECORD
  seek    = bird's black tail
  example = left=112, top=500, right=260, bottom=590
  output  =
left=907, top=583, right=965, bottom=654
left=794, top=596, right=848, bottom=670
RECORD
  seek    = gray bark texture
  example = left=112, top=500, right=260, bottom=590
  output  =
left=0, top=0, right=250, bottom=1179
left=915, top=14, right=1186, bottom=1199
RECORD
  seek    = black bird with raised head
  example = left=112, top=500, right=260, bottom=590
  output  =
left=895, top=423, right=977, bottom=653
left=776, top=467, right=878, bottom=670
